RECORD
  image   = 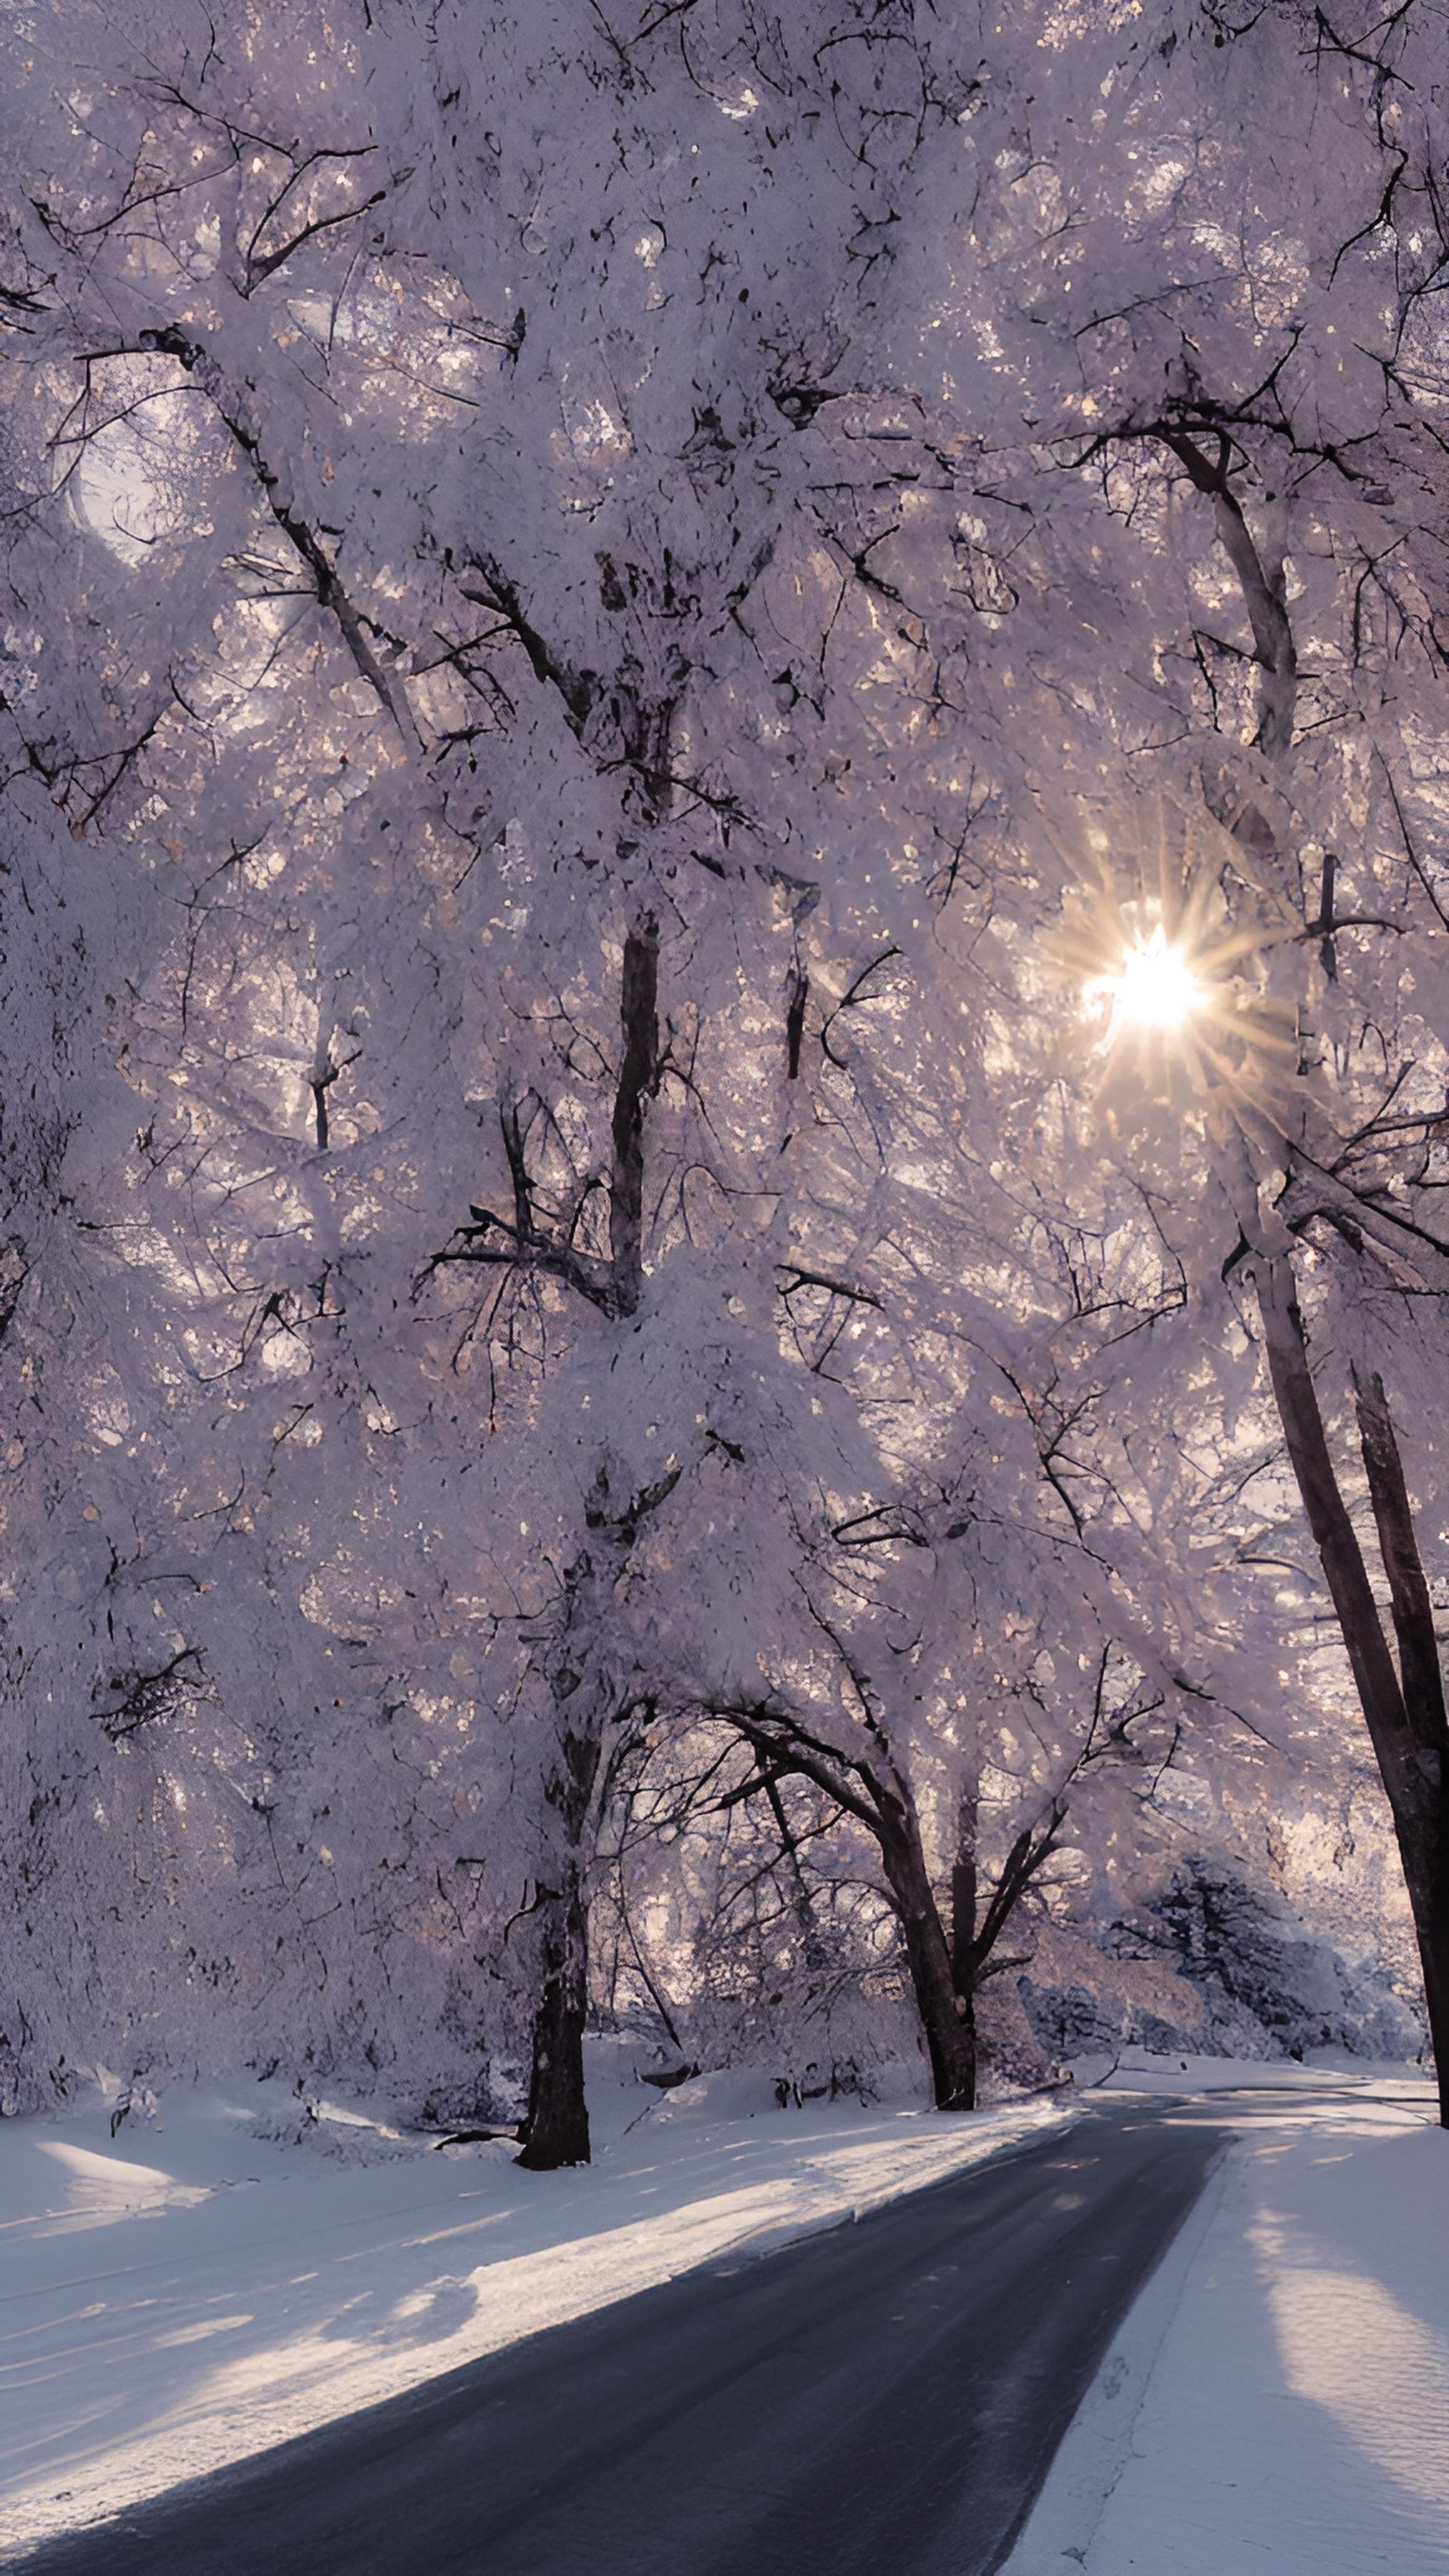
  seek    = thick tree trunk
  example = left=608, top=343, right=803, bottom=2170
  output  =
left=874, top=1798, right=976, bottom=2110
left=515, top=1858, right=592, bottom=2168
left=1256, top=1257, right=1449, bottom=2123
left=516, top=1696, right=607, bottom=2170
left=1353, top=1367, right=1449, bottom=2126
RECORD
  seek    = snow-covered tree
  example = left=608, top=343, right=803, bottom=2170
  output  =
left=4, top=0, right=1446, bottom=2141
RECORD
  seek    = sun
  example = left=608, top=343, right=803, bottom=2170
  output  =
left=1041, top=799, right=1299, bottom=1126
left=1101, top=926, right=1205, bottom=1036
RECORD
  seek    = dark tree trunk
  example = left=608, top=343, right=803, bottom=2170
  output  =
left=1159, top=404, right=1449, bottom=2102
left=725, top=1722, right=1066, bottom=2113
left=1353, top=1367, right=1449, bottom=2126
left=516, top=1694, right=606, bottom=2170
left=874, top=1795, right=976, bottom=2110
left=1256, top=1257, right=1449, bottom=2124
left=514, top=1477, right=675, bottom=2171
left=609, top=914, right=658, bottom=1316
left=951, top=1848, right=977, bottom=2007
left=515, top=1858, right=592, bottom=2169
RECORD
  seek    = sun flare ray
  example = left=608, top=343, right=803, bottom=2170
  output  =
left=1043, top=802, right=1300, bottom=1128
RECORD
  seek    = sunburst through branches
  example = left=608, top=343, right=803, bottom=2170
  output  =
left=1047, top=806, right=1299, bottom=1127
left=1104, top=924, right=1204, bottom=1036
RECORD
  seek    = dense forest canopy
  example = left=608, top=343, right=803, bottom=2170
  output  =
left=3, top=0, right=1448, bottom=2147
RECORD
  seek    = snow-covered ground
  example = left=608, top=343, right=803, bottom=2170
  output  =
left=1004, top=2051, right=1449, bottom=2576
left=4, top=2048, right=1445, bottom=2573
left=0, top=2046, right=1068, bottom=2560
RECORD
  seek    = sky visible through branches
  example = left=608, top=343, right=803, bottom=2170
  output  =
left=1, top=0, right=1447, bottom=2141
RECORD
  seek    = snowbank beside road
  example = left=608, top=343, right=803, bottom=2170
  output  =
left=0, top=2051, right=1068, bottom=2559
left=1003, top=2058, right=1447, bottom=2576
left=12, top=2045, right=1440, bottom=2575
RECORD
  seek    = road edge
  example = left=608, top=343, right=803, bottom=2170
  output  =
left=701, top=2102, right=1083, bottom=2273
left=994, top=2131, right=1235, bottom=2576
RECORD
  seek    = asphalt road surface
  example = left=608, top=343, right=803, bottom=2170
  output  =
left=18, top=2106, right=1224, bottom=2576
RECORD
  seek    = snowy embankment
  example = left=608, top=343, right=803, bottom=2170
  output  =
left=1004, top=2052, right=1449, bottom=2576
left=0, top=2045, right=1067, bottom=2559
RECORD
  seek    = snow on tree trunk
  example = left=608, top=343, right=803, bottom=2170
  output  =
left=513, top=1462, right=675, bottom=2168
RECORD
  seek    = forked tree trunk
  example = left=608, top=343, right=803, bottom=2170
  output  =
left=873, top=1792, right=977, bottom=2109
left=730, top=1723, right=1065, bottom=2113
left=872, top=1800, right=1059, bottom=2109
left=1256, top=1256, right=1449, bottom=2124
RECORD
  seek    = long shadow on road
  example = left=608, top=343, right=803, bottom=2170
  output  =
left=16, top=2106, right=1224, bottom=2576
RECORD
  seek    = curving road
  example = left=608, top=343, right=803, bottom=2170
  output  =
left=16, top=2107, right=1223, bottom=2576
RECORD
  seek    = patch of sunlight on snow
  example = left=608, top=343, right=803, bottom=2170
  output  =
left=1, top=2085, right=1066, bottom=2557
left=33, top=2142, right=212, bottom=2233
left=1267, top=2254, right=1449, bottom=2508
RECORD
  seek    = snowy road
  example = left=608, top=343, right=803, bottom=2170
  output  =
left=14, top=2107, right=1223, bottom=2576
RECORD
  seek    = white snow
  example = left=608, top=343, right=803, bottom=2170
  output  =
left=1004, top=2053, right=1449, bottom=2576
left=0, top=2048, right=1069, bottom=2559
left=6, top=2049, right=1445, bottom=2573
